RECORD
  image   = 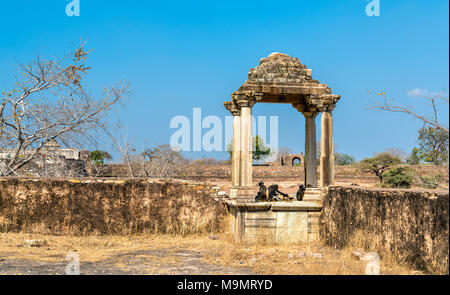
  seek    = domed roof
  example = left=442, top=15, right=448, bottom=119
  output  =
left=249, top=52, right=314, bottom=87
left=231, top=53, right=340, bottom=109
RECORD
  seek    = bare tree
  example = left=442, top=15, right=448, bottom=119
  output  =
left=0, top=42, right=129, bottom=176
left=277, top=146, right=293, bottom=161
left=46, top=158, right=89, bottom=178
left=89, top=162, right=111, bottom=178
left=104, top=123, right=136, bottom=178
left=413, top=164, right=449, bottom=190
left=88, top=150, right=113, bottom=177
left=143, top=144, right=185, bottom=178
left=384, top=147, right=408, bottom=163
left=369, top=90, right=449, bottom=133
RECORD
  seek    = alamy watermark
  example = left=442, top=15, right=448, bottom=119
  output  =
left=363, top=252, right=380, bottom=275
left=66, top=0, right=80, bottom=17
left=366, top=0, right=380, bottom=17
left=169, top=108, right=279, bottom=156
left=65, top=252, right=80, bottom=275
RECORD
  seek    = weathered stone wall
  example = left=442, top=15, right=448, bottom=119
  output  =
left=81, top=163, right=448, bottom=189
left=321, top=186, right=449, bottom=274
left=90, top=163, right=380, bottom=183
left=0, top=178, right=227, bottom=235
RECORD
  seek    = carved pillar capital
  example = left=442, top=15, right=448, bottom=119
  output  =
left=292, top=103, right=318, bottom=117
left=224, top=101, right=241, bottom=116
left=317, top=104, right=336, bottom=113
left=232, top=92, right=259, bottom=108
left=292, top=103, right=303, bottom=113
left=302, top=111, right=319, bottom=119
left=236, top=99, right=256, bottom=108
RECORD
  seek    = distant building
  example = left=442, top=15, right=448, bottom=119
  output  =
left=0, top=140, right=87, bottom=177
left=0, top=140, right=80, bottom=161
left=280, top=153, right=304, bottom=166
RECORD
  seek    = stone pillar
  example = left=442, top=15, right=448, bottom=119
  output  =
left=303, top=112, right=318, bottom=188
left=237, top=100, right=255, bottom=203
left=320, top=107, right=335, bottom=187
left=224, top=101, right=241, bottom=200
left=231, top=110, right=241, bottom=199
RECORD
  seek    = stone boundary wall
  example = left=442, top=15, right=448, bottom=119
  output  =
left=90, top=163, right=380, bottom=182
left=0, top=178, right=227, bottom=235
left=320, top=186, right=449, bottom=274
left=88, top=164, right=446, bottom=185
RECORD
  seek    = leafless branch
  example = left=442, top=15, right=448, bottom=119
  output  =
left=368, top=90, right=449, bottom=133
left=0, top=42, right=130, bottom=176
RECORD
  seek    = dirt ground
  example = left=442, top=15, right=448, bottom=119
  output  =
left=0, top=232, right=422, bottom=275
left=0, top=233, right=253, bottom=275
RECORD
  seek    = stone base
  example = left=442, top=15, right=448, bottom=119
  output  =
left=226, top=201, right=322, bottom=244
left=236, top=186, right=254, bottom=203
left=303, top=188, right=322, bottom=201
left=229, top=186, right=238, bottom=200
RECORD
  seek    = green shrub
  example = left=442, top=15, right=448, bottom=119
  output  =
left=420, top=175, right=444, bottom=189
left=90, top=150, right=112, bottom=165
left=335, top=153, right=356, bottom=166
left=359, top=152, right=402, bottom=183
left=381, top=167, right=413, bottom=188
left=406, top=147, right=421, bottom=165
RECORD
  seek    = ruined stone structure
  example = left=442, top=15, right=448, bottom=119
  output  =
left=224, top=53, right=340, bottom=244
left=280, top=153, right=304, bottom=166
left=0, top=140, right=80, bottom=161
left=0, top=141, right=86, bottom=177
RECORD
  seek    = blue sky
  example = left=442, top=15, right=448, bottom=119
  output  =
left=0, top=0, right=448, bottom=161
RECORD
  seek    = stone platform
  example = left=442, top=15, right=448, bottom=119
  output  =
left=303, top=188, right=322, bottom=201
left=225, top=201, right=322, bottom=244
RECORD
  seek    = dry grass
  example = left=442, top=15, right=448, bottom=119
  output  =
left=0, top=232, right=220, bottom=263
left=0, top=231, right=423, bottom=275
left=203, top=229, right=421, bottom=275
left=343, top=230, right=445, bottom=274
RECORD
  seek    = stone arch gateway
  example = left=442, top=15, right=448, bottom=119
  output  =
left=280, top=153, right=304, bottom=167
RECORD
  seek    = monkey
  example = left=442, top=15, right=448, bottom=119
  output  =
left=255, top=181, right=267, bottom=202
left=296, top=184, right=306, bottom=201
left=267, top=184, right=289, bottom=201
left=283, top=193, right=294, bottom=201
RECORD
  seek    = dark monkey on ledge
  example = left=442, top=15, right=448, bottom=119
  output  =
left=255, top=183, right=294, bottom=202
left=296, top=184, right=305, bottom=201
left=268, top=184, right=291, bottom=201
left=255, top=182, right=267, bottom=202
